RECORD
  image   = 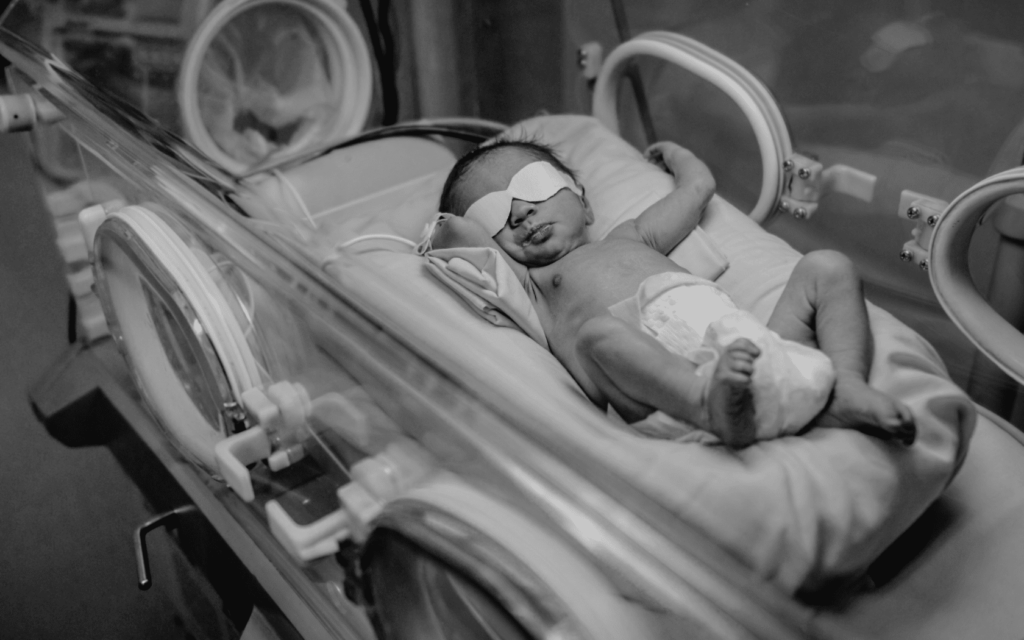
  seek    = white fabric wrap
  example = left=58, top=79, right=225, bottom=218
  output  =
left=608, top=272, right=836, bottom=442
left=423, top=246, right=548, bottom=349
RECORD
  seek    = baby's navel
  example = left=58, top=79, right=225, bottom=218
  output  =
left=552, top=274, right=562, bottom=288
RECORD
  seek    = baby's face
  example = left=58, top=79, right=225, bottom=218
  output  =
left=458, top=148, right=592, bottom=267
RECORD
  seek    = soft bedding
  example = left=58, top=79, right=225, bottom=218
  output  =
left=259, top=115, right=975, bottom=593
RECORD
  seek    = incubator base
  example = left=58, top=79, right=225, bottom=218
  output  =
left=29, top=339, right=362, bottom=640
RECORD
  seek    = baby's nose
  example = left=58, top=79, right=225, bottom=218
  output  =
left=509, top=201, right=535, bottom=226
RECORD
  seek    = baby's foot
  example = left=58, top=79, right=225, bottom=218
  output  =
left=706, top=338, right=760, bottom=448
left=819, top=373, right=916, bottom=445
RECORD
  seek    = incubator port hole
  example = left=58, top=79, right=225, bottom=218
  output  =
left=364, top=529, right=532, bottom=640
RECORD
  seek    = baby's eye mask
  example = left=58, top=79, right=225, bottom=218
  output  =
left=463, top=161, right=583, bottom=236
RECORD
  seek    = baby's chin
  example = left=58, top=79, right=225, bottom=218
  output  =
left=521, top=248, right=568, bottom=268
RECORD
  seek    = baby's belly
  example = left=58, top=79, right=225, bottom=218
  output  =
left=552, top=263, right=689, bottom=315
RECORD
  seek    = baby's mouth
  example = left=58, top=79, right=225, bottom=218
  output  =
left=525, top=223, right=552, bottom=245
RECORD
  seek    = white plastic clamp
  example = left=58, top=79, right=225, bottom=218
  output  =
left=897, top=190, right=948, bottom=271
left=214, top=426, right=272, bottom=502
left=265, top=440, right=436, bottom=562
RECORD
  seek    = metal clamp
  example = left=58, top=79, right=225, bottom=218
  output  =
left=134, top=505, right=198, bottom=591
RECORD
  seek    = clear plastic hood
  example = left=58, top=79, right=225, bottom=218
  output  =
left=0, top=21, right=804, bottom=640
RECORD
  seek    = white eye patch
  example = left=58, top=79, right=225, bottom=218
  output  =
left=463, top=161, right=583, bottom=236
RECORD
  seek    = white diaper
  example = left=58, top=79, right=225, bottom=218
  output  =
left=608, top=272, right=836, bottom=443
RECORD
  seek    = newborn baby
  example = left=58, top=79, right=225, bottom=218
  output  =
left=431, top=138, right=915, bottom=448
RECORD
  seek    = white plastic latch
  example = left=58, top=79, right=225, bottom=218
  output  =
left=214, top=426, right=272, bottom=502
left=351, top=440, right=434, bottom=502
left=778, top=154, right=824, bottom=219
left=266, top=381, right=311, bottom=434
left=336, top=482, right=382, bottom=543
left=0, top=93, right=64, bottom=133
left=578, top=41, right=604, bottom=81
left=268, top=444, right=306, bottom=472
left=79, top=203, right=111, bottom=254
left=265, top=439, right=436, bottom=562
left=779, top=155, right=878, bottom=220
left=266, top=499, right=352, bottom=562
left=897, top=190, right=948, bottom=271
left=237, top=382, right=313, bottom=474
left=241, top=387, right=282, bottom=430
left=309, top=391, right=381, bottom=450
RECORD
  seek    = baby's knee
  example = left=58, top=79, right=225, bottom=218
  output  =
left=798, top=250, right=859, bottom=287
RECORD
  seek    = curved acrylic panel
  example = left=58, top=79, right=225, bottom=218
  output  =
left=0, top=23, right=806, bottom=640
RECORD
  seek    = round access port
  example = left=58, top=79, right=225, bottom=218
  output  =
left=178, top=0, right=373, bottom=174
left=360, top=476, right=657, bottom=640
left=92, top=205, right=308, bottom=474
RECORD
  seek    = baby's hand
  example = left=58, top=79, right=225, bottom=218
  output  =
left=644, top=142, right=715, bottom=195
left=644, top=141, right=690, bottom=174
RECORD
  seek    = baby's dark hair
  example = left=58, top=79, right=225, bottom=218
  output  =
left=438, top=137, right=579, bottom=215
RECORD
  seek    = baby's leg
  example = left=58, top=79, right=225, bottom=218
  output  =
left=576, top=314, right=761, bottom=447
left=767, top=250, right=916, bottom=445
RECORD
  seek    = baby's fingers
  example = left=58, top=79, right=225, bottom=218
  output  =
left=644, top=150, right=667, bottom=172
left=726, top=357, right=755, bottom=376
left=725, top=338, right=761, bottom=359
left=643, top=142, right=677, bottom=169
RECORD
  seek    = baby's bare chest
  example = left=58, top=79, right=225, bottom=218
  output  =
left=534, top=240, right=685, bottom=327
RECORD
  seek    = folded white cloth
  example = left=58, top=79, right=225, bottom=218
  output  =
left=424, top=246, right=549, bottom=349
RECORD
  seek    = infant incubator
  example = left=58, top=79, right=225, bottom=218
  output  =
left=6, top=2, right=1024, bottom=639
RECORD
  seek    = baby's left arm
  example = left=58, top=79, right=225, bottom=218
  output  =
left=612, top=142, right=716, bottom=255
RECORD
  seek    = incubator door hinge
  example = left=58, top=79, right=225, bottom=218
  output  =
left=774, top=155, right=952, bottom=270
left=577, top=41, right=604, bottom=83
left=897, top=190, right=949, bottom=272
left=778, top=153, right=878, bottom=220
left=264, top=440, right=435, bottom=563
